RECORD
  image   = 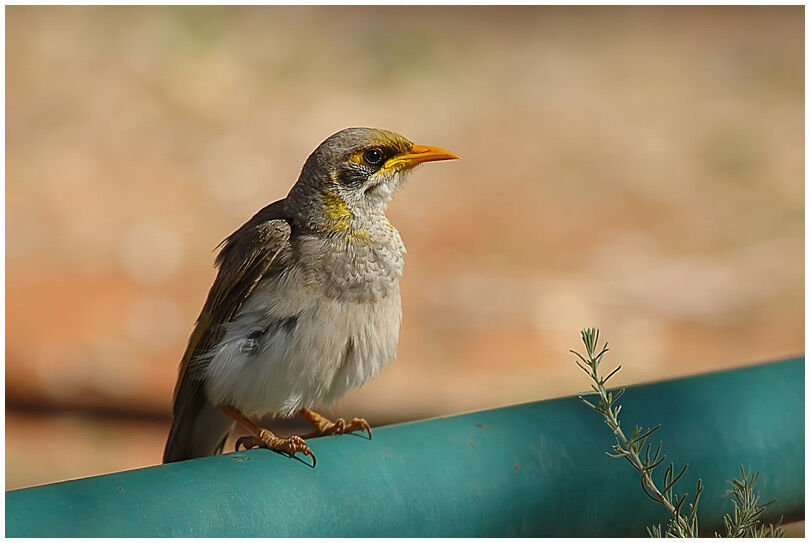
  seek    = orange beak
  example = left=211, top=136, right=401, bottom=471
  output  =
left=384, top=144, right=460, bottom=171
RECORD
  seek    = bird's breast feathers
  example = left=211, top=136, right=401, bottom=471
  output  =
left=202, top=228, right=404, bottom=418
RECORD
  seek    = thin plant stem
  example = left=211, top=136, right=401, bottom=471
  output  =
left=574, top=328, right=698, bottom=537
left=573, top=327, right=784, bottom=538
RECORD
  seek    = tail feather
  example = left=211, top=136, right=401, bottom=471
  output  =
left=163, top=384, right=235, bottom=463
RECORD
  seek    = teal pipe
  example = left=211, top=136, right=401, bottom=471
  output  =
left=6, top=358, right=803, bottom=537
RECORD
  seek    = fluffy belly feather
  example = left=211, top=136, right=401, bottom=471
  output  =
left=202, top=283, right=401, bottom=418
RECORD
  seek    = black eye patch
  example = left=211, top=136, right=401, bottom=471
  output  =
left=339, top=146, right=394, bottom=185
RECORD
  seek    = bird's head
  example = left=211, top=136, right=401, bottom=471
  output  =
left=288, top=127, right=459, bottom=226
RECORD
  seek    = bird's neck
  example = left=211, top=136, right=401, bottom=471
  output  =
left=288, top=188, right=394, bottom=245
left=289, top=190, right=406, bottom=303
left=318, top=190, right=388, bottom=241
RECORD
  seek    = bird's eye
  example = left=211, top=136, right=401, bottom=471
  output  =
left=363, top=148, right=384, bottom=166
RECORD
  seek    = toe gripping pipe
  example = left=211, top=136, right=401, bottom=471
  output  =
left=6, top=357, right=804, bottom=537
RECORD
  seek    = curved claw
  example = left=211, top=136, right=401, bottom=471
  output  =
left=283, top=435, right=317, bottom=467
left=348, top=417, right=373, bottom=440
left=233, top=434, right=317, bottom=466
left=235, top=435, right=261, bottom=452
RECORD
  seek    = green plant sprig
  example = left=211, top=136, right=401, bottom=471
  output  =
left=721, top=467, right=785, bottom=538
left=572, top=327, right=784, bottom=538
left=572, top=327, right=702, bottom=537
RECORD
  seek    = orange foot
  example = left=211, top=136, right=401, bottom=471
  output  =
left=222, top=405, right=316, bottom=466
left=235, top=432, right=316, bottom=466
left=299, top=408, right=372, bottom=439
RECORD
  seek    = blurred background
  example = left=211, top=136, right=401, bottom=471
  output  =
left=6, top=4, right=803, bottom=498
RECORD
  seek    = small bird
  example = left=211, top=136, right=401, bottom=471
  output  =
left=163, top=127, right=459, bottom=465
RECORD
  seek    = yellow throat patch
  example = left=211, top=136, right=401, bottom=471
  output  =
left=321, top=190, right=373, bottom=242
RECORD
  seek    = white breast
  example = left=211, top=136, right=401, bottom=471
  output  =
left=202, top=265, right=402, bottom=418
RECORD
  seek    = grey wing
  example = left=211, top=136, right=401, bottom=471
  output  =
left=164, top=201, right=291, bottom=461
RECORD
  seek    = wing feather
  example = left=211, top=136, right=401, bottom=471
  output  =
left=171, top=200, right=291, bottom=414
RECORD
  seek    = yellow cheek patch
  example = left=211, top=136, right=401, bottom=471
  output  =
left=321, top=190, right=375, bottom=243
left=322, top=190, right=352, bottom=229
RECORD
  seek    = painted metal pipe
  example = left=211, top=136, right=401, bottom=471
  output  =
left=6, top=357, right=803, bottom=537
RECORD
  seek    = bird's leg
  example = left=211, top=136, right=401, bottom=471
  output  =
left=298, top=407, right=372, bottom=439
left=222, top=405, right=316, bottom=465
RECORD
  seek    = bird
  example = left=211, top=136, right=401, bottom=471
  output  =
left=163, top=127, right=459, bottom=465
